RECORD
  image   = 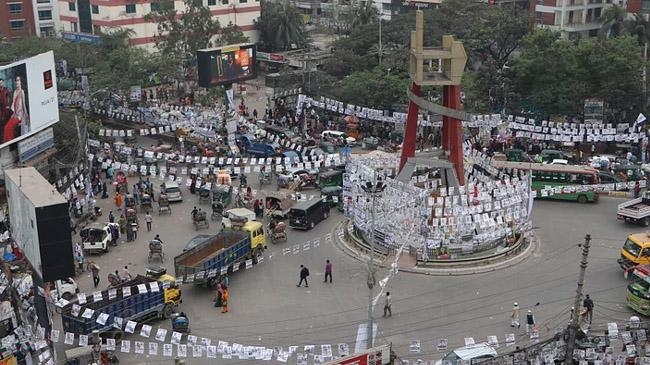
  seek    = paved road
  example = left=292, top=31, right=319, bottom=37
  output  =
left=53, top=171, right=638, bottom=364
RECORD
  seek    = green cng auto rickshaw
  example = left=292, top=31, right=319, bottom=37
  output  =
left=321, top=186, right=344, bottom=211
left=318, top=170, right=343, bottom=189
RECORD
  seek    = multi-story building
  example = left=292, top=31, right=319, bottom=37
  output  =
left=532, top=0, right=617, bottom=38
left=627, top=0, right=650, bottom=12
left=57, top=0, right=259, bottom=47
left=1, top=0, right=59, bottom=38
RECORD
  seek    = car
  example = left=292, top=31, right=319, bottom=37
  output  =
left=547, top=159, right=568, bottom=165
left=278, top=167, right=319, bottom=181
left=80, top=223, right=113, bottom=254
left=52, top=278, right=79, bottom=301
left=163, top=181, right=183, bottom=202
left=598, top=171, right=621, bottom=184
left=321, top=130, right=357, bottom=146
left=434, top=343, right=497, bottom=365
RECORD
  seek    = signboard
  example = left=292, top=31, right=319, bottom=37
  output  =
left=197, top=43, right=257, bottom=87
left=61, top=32, right=101, bottom=45
left=0, top=51, right=59, bottom=149
left=324, top=345, right=391, bottom=365
left=257, top=51, right=287, bottom=63
left=584, top=98, right=604, bottom=123
left=17, top=127, right=54, bottom=162
left=130, top=85, right=142, bottom=102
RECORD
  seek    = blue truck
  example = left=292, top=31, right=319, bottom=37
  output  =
left=61, top=275, right=181, bottom=338
left=238, top=134, right=279, bottom=158
left=174, top=229, right=265, bottom=287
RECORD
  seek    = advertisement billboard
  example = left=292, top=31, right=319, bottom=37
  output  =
left=197, top=43, right=257, bottom=87
left=0, top=51, right=59, bottom=149
left=18, top=127, right=54, bottom=162
left=324, top=345, right=391, bottom=365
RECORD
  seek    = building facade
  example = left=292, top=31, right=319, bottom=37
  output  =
left=57, top=0, right=260, bottom=47
left=1, top=0, right=60, bottom=38
left=532, top=0, right=618, bottom=38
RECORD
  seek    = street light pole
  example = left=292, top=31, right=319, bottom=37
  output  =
left=361, top=173, right=386, bottom=350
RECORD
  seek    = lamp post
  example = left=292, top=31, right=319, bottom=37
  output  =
left=360, top=175, right=386, bottom=350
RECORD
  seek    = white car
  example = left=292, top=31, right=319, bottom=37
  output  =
left=435, top=343, right=497, bottom=365
left=278, top=167, right=319, bottom=181
left=222, top=208, right=257, bottom=229
left=53, top=278, right=79, bottom=301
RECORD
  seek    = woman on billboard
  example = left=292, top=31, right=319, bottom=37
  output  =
left=12, top=75, right=29, bottom=135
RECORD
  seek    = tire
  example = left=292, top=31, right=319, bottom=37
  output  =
left=162, top=303, right=174, bottom=319
left=644, top=217, right=650, bottom=227
left=62, top=292, right=73, bottom=301
left=112, top=331, right=124, bottom=341
left=324, top=211, right=329, bottom=219
left=310, top=221, right=315, bottom=229
left=103, top=245, right=109, bottom=253
left=577, top=195, right=588, bottom=204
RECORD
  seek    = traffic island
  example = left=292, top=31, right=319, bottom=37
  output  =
left=332, top=219, right=539, bottom=276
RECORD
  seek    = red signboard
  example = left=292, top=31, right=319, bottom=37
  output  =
left=325, top=345, right=389, bottom=365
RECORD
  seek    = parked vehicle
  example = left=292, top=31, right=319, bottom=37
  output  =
left=222, top=208, right=257, bottom=229
left=618, top=232, right=650, bottom=271
left=53, top=278, right=79, bottom=301
left=247, top=142, right=280, bottom=158
left=174, top=230, right=264, bottom=287
left=61, top=275, right=181, bottom=338
left=265, top=190, right=297, bottom=219
left=80, top=223, right=113, bottom=254
left=289, top=198, right=330, bottom=230
left=319, top=170, right=343, bottom=189
left=321, top=130, right=357, bottom=145
left=434, top=343, right=497, bottom=365
left=321, top=186, right=344, bottom=211
left=617, top=192, right=650, bottom=226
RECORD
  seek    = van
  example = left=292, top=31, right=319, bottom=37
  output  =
left=164, top=181, right=183, bottom=202
left=321, top=130, right=357, bottom=145
left=434, top=343, right=498, bottom=365
left=289, top=198, right=330, bottom=230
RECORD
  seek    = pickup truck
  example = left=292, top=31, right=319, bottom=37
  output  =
left=80, top=223, right=116, bottom=254
left=618, top=191, right=650, bottom=226
left=60, top=275, right=181, bottom=338
left=54, top=278, right=79, bottom=301
left=174, top=230, right=264, bottom=287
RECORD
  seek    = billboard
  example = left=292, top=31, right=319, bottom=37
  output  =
left=0, top=51, right=59, bottom=149
left=324, top=345, right=391, bottom=365
left=18, top=127, right=54, bottom=162
left=197, top=43, right=257, bottom=87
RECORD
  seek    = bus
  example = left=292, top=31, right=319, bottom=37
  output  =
left=491, top=161, right=600, bottom=203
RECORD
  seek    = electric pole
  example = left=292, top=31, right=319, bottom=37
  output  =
left=564, top=234, right=591, bottom=365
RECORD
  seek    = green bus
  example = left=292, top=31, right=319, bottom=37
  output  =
left=492, top=161, right=600, bottom=203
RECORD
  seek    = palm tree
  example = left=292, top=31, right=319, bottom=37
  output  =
left=350, top=0, right=378, bottom=29
left=599, top=4, right=628, bottom=38
left=273, top=1, right=307, bottom=51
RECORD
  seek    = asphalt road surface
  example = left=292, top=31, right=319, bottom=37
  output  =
left=54, top=173, right=639, bottom=364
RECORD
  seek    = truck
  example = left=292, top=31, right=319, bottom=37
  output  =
left=617, top=191, right=650, bottom=226
left=625, top=264, right=650, bottom=315
left=174, top=229, right=265, bottom=287
left=61, top=275, right=181, bottom=338
left=619, top=232, right=650, bottom=271
left=80, top=223, right=114, bottom=254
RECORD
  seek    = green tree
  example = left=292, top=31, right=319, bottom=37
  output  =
left=146, top=0, right=220, bottom=63
left=347, top=0, right=378, bottom=30
left=329, top=68, right=409, bottom=109
left=256, top=0, right=306, bottom=51
left=599, top=4, right=628, bottom=38
left=218, top=22, right=250, bottom=46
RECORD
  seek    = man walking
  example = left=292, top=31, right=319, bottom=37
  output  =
left=221, top=287, right=229, bottom=313
left=89, top=261, right=100, bottom=288
left=324, top=260, right=332, bottom=283
left=383, top=292, right=392, bottom=317
left=144, top=211, right=153, bottom=232
left=526, top=310, right=536, bottom=334
left=583, top=294, right=594, bottom=323
left=511, top=302, right=521, bottom=328
left=122, top=266, right=132, bottom=282
left=297, top=265, right=309, bottom=287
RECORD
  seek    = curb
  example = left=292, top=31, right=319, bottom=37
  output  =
left=606, top=191, right=632, bottom=198
left=331, top=220, right=539, bottom=276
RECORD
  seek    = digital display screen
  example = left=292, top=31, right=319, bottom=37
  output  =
left=197, top=43, right=257, bottom=87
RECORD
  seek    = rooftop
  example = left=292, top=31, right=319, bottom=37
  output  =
left=4, top=167, right=66, bottom=208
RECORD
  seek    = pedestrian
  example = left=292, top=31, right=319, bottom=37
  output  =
left=634, top=181, right=641, bottom=199
left=511, top=302, right=520, bottom=328
left=324, top=260, right=332, bottom=283
left=214, top=283, right=223, bottom=308
left=114, top=192, right=122, bottom=211
left=297, top=265, right=309, bottom=287
left=583, top=294, right=594, bottom=323
left=108, top=211, right=114, bottom=223
left=144, top=211, right=152, bottom=232
left=526, top=310, right=536, bottom=334
left=89, top=261, right=100, bottom=288
left=383, top=292, right=392, bottom=317
left=222, top=274, right=229, bottom=288
left=131, top=223, right=138, bottom=240
left=73, top=242, right=84, bottom=273
left=70, top=217, right=76, bottom=234
left=121, top=266, right=132, bottom=282
left=221, top=287, right=229, bottom=313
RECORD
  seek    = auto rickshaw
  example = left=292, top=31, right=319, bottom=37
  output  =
left=212, top=184, right=233, bottom=207
left=321, top=186, right=344, bottom=211
left=171, top=312, right=190, bottom=334
left=148, top=239, right=164, bottom=263
left=192, top=210, right=209, bottom=230
left=198, top=185, right=211, bottom=204
left=65, top=345, right=118, bottom=365
left=318, top=170, right=343, bottom=189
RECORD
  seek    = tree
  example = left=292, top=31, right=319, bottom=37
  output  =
left=347, top=0, right=378, bottom=30
left=146, top=0, right=220, bottom=63
left=329, top=68, right=409, bottom=109
left=599, top=4, right=627, bottom=38
left=218, top=22, right=250, bottom=46
left=256, top=0, right=306, bottom=51
left=321, top=50, right=369, bottom=79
